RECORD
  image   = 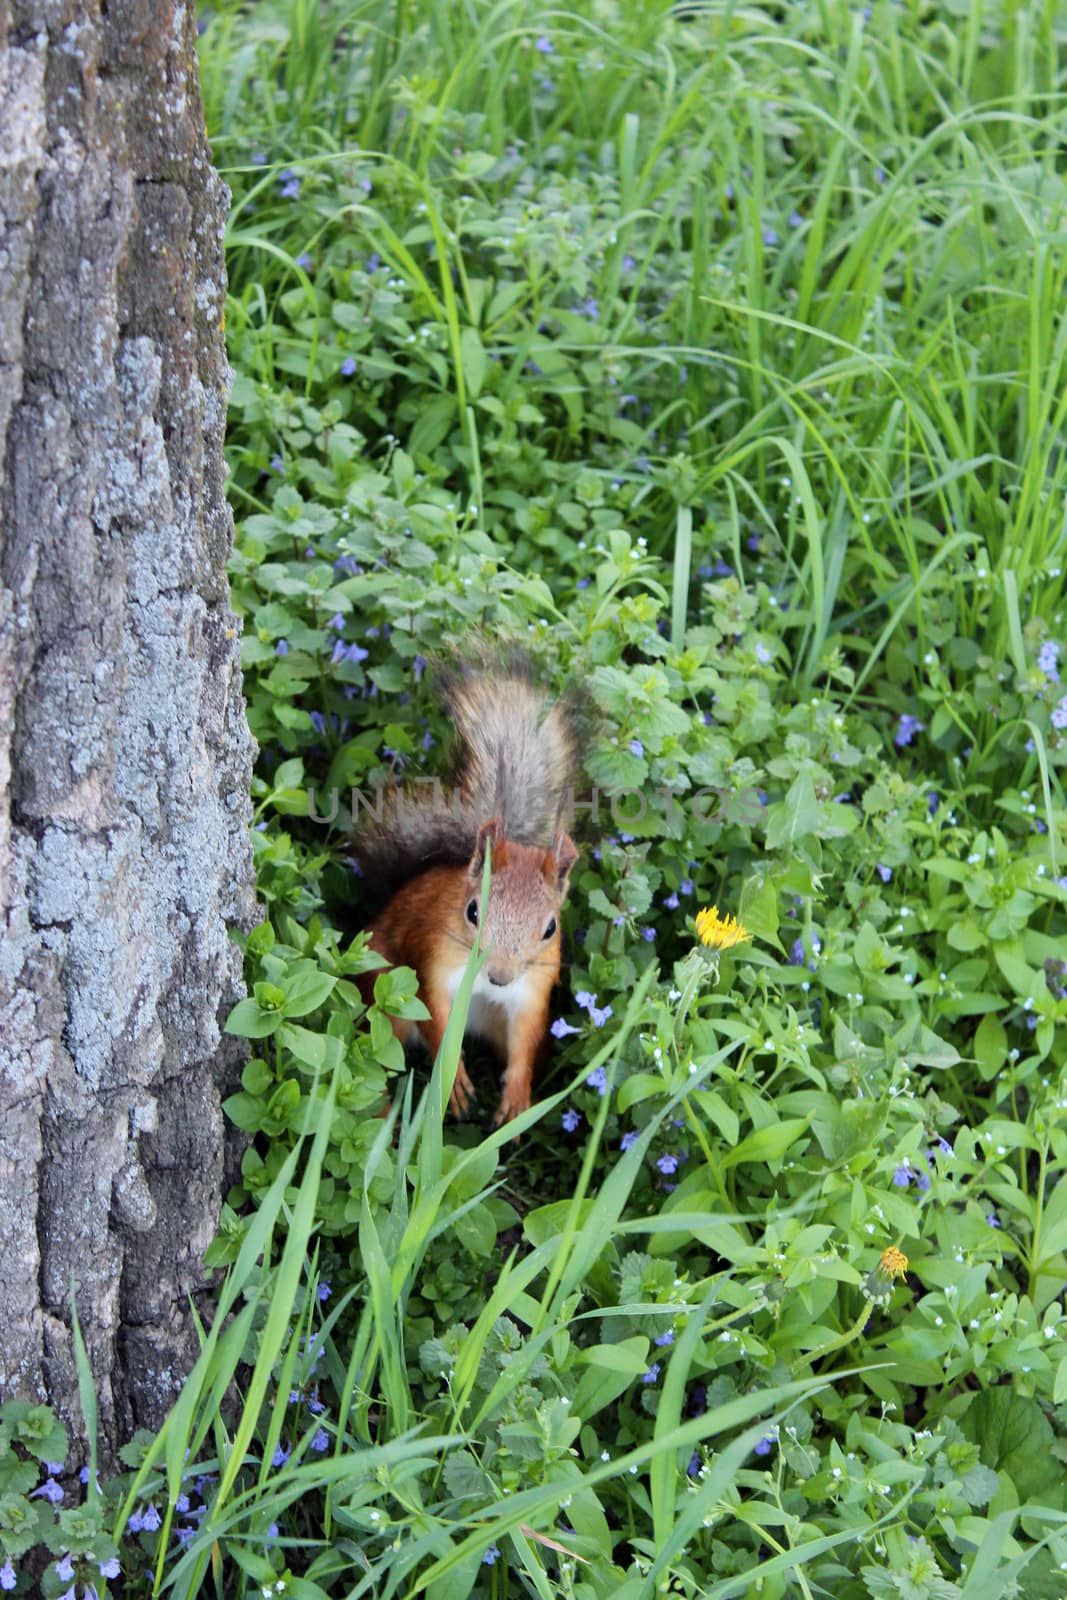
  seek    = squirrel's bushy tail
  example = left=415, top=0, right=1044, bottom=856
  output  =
left=354, top=653, right=580, bottom=897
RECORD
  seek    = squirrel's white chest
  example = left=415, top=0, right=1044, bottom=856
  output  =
left=444, top=965, right=533, bottom=1043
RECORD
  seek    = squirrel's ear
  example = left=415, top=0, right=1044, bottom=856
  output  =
left=545, top=830, right=578, bottom=893
left=469, top=818, right=507, bottom=878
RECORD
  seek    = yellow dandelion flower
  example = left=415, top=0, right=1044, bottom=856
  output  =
left=879, top=1246, right=909, bottom=1280
left=695, top=905, right=751, bottom=952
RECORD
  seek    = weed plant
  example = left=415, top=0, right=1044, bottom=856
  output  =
left=4, top=1, right=1067, bottom=1597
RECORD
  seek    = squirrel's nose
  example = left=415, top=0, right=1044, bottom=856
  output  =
left=488, top=972, right=508, bottom=987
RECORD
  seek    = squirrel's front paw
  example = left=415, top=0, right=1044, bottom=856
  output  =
left=493, top=1080, right=532, bottom=1128
left=448, top=1059, right=476, bottom=1117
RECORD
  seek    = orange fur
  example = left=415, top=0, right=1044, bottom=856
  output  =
left=359, top=827, right=577, bottom=1124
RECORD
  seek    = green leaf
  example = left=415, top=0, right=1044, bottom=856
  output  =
left=222, top=1092, right=266, bottom=1133
left=282, top=967, right=337, bottom=1018
left=764, top=773, right=821, bottom=850
left=459, top=326, right=487, bottom=399
left=225, top=997, right=282, bottom=1038
left=278, top=1023, right=328, bottom=1069
left=959, top=1388, right=1061, bottom=1504
left=974, top=1013, right=1007, bottom=1080
left=738, top=871, right=780, bottom=950
left=719, top=1118, right=810, bottom=1171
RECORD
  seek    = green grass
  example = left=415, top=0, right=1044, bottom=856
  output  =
left=7, top=3, right=1062, bottom=1597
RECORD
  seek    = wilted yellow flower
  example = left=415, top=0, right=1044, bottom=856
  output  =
left=880, top=1246, right=909, bottom=1280
left=864, top=1244, right=910, bottom=1300
left=695, top=905, right=751, bottom=952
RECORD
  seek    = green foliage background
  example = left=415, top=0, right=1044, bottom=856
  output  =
left=5, top=2, right=1067, bottom=1598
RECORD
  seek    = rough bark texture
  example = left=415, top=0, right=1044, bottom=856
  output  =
left=0, top=0, right=256, bottom=1461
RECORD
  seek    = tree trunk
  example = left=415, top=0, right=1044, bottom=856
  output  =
left=0, top=0, right=255, bottom=1464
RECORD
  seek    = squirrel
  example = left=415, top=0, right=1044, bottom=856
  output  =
left=354, top=655, right=580, bottom=1125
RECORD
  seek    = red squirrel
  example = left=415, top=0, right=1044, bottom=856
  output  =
left=355, top=657, right=580, bottom=1124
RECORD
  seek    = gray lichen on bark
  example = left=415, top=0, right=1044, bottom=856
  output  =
left=0, top=0, right=256, bottom=1459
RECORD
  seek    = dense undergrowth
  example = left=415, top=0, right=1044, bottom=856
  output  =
left=5, top=1, right=1067, bottom=1596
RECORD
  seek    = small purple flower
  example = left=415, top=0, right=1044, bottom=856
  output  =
left=535, top=34, right=554, bottom=52
left=642, top=1364, right=661, bottom=1384
left=753, top=1433, right=776, bottom=1457
left=987, top=1212, right=1001, bottom=1228
left=251, top=151, right=267, bottom=165
left=876, top=863, right=892, bottom=883
left=318, top=1281, right=331, bottom=1300
left=295, top=252, right=312, bottom=269
left=333, top=554, right=360, bottom=575
left=340, top=355, right=357, bottom=376
left=620, top=1131, right=639, bottom=1151
left=99, top=1558, right=121, bottom=1579
left=586, top=1065, right=609, bottom=1095
left=934, top=1137, right=953, bottom=1158
left=421, top=730, right=436, bottom=751
left=582, top=297, right=600, bottom=320
left=654, top=1329, right=675, bottom=1346
left=309, top=711, right=327, bottom=735
left=893, top=1164, right=912, bottom=1188
left=640, top=927, right=656, bottom=942
left=1052, top=695, right=1067, bottom=729
left=788, top=209, right=804, bottom=227
left=629, top=737, right=645, bottom=757
left=482, top=1544, right=501, bottom=1565
left=895, top=713, right=925, bottom=748
left=589, top=1004, right=613, bottom=1028
left=311, top=1428, right=329, bottom=1452
left=762, top=227, right=780, bottom=246
left=575, top=990, right=595, bottom=1009
left=663, top=891, right=680, bottom=910
left=914, top=1169, right=932, bottom=1193
left=56, top=1555, right=75, bottom=1582
left=656, top=1153, right=680, bottom=1174
left=412, top=654, right=427, bottom=681
left=32, top=1477, right=64, bottom=1504
left=274, top=639, right=290, bottom=655
left=272, top=1442, right=290, bottom=1468
left=269, top=453, right=284, bottom=474
left=175, top=1493, right=190, bottom=1514
left=1038, top=640, right=1060, bottom=680
left=551, top=1017, right=581, bottom=1039
left=755, top=641, right=773, bottom=664
left=687, top=1451, right=701, bottom=1476
left=561, top=1107, right=582, bottom=1133
left=332, top=639, right=371, bottom=665
left=679, top=878, right=694, bottom=896
left=622, top=253, right=636, bottom=270
left=576, top=576, right=591, bottom=589
left=328, top=613, right=345, bottom=630
left=927, top=791, right=940, bottom=816
left=279, top=173, right=300, bottom=200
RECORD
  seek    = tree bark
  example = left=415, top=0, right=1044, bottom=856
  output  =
left=0, top=0, right=255, bottom=1463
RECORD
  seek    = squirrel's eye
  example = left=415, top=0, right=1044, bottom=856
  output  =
left=543, top=917, right=557, bottom=941
left=465, top=898, right=479, bottom=927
